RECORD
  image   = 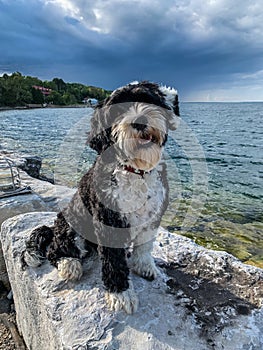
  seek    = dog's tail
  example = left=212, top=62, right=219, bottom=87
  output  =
left=21, top=225, right=54, bottom=269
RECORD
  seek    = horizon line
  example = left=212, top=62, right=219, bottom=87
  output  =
left=181, top=100, right=263, bottom=103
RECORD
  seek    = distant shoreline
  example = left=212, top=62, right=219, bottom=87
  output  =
left=0, top=104, right=91, bottom=112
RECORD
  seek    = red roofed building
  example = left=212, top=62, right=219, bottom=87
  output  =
left=32, top=85, right=52, bottom=96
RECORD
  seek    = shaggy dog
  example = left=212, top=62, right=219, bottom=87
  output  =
left=22, top=81, right=180, bottom=314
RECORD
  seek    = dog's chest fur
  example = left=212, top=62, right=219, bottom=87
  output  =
left=110, top=162, right=167, bottom=241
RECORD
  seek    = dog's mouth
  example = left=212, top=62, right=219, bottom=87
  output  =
left=137, top=134, right=152, bottom=146
left=137, top=133, right=160, bottom=148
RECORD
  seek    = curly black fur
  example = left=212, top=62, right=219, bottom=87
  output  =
left=99, top=246, right=130, bottom=293
left=46, top=212, right=83, bottom=267
left=21, top=225, right=53, bottom=269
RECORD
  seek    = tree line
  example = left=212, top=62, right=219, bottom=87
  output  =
left=0, top=72, right=112, bottom=107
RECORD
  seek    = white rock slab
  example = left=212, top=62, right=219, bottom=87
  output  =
left=1, top=212, right=262, bottom=350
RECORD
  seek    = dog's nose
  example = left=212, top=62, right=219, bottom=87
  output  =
left=132, top=115, right=148, bottom=131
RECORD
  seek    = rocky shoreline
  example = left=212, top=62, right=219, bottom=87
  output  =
left=0, top=104, right=90, bottom=112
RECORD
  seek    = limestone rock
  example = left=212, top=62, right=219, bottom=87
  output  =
left=1, top=151, right=42, bottom=180
left=0, top=150, right=56, bottom=183
left=0, top=166, right=75, bottom=289
left=17, top=154, right=42, bottom=179
left=1, top=212, right=262, bottom=350
left=0, top=151, right=75, bottom=221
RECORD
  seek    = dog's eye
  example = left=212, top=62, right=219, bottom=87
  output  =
left=131, top=115, right=148, bottom=131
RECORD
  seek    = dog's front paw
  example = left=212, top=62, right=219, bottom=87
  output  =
left=132, top=256, right=159, bottom=281
left=57, top=257, right=83, bottom=281
left=105, top=285, right=139, bottom=314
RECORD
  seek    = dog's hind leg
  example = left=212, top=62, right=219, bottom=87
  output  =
left=46, top=212, right=95, bottom=281
left=21, top=225, right=54, bottom=269
left=99, top=246, right=139, bottom=314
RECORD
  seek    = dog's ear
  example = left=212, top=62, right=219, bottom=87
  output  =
left=87, top=107, right=113, bottom=154
left=159, top=85, right=180, bottom=130
left=88, top=99, right=134, bottom=153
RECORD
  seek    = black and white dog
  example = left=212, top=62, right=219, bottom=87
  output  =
left=22, top=81, right=179, bottom=314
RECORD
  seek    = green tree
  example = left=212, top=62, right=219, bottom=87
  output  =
left=52, top=78, right=67, bottom=92
left=46, top=91, right=65, bottom=105
left=43, top=80, right=57, bottom=90
left=24, top=75, right=43, bottom=88
left=0, top=72, right=28, bottom=106
left=62, top=92, right=77, bottom=105
left=0, top=80, right=5, bottom=106
left=31, top=87, right=44, bottom=104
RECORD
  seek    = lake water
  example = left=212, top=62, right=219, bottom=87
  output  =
left=0, top=104, right=262, bottom=267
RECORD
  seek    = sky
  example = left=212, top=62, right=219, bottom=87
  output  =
left=0, top=0, right=263, bottom=101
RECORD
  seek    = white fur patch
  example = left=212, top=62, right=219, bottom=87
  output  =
left=115, top=81, right=139, bottom=92
left=57, top=258, right=83, bottom=281
left=159, top=85, right=180, bottom=130
left=129, top=80, right=139, bottom=85
left=159, top=85, right=178, bottom=108
left=132, top=256, right=159, bottom=280
left=131, top=242, right=159, bottom=279
left=22, top=250, right=43, bottom=267
left=105, top=281, right=139, bottom=314
left=110, top=164, right=166, bottom=245
left=74, top=234, right=89, bottom=259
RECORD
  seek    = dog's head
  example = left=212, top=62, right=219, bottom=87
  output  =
left=88, top=81, right=180, bottom=171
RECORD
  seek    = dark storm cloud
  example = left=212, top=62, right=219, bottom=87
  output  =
left=0, top=0, right=263, bottom=100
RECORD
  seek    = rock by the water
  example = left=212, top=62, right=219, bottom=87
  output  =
left=0, top=151, right=42, bottom=179
left=17, top=154, right=42, bottom=179
left=1, top=212, right=262, bottom=350
left=0, top=165, right=75, bottom=289
left=0, top=152, right=75, bottom=220
left=0, top=150, right=56, bottom=183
